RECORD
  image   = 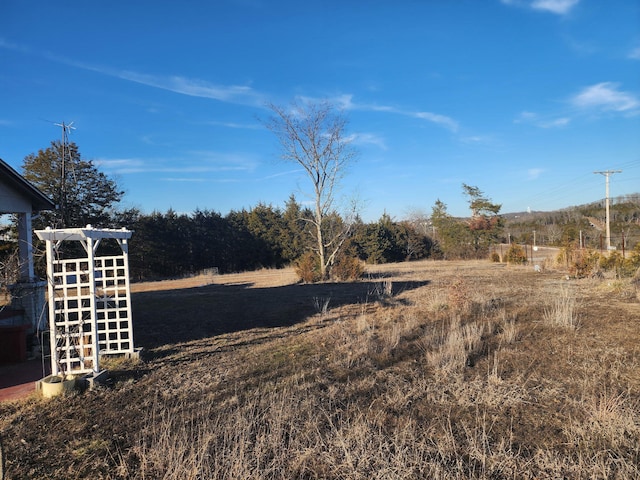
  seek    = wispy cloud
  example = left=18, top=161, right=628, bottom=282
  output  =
left=539, top=117, right=570, bottom=128
left=527, top=168, right=545, bottom=180
left=260, top=169, right=304, bottom=181
left=160, top=177, right=208, bottom=183
left=96, top=150, right=260, bottom=176
left=516, top=83, right=638, bottom=128
left=346, top=132, right=387, bottom=150
left=571, top=82, right=639, bottom=113
left=459, top=135, right=497, bottom=146
left=205, top=120, right=263, bottom=130
left=501, top=0, right=580, bottom=15
left=4, top=38, right=458, bottom=134
left=0, top=38, right=266, bottom=107
left=413, top=111, right=459, bottom=131
left=0, top=37, right=30, bottom=53
left=188, top=150, right=260, bottom=173
left=94, top=69, right=265, bottom=106
left=329, top=94, right=459, bottom=132
left=94, top=158, right=147, bottom=174
left=531, top=0, right=579, bottom=15
left=514, top=111, right=570, bottom=128
left=515, top=111, right=537, bottom=122
left=628, top=46, right=640, bottom=60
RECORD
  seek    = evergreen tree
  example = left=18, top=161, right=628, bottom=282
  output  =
left=462, top=184, right=503, bottom=258
left=431, top=199, right=473, bottom=259
left=22, top=141, right=124, bottom=229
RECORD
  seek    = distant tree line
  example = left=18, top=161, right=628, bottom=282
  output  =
left=7, top=137, right=638, bottom=285
left=504, top=196, right=640, bottom=251
left=118, top=183, right=503, bottom=280
left=120, top=199, right=437, bottom=281
left=1, top=139, right=506, bottom=285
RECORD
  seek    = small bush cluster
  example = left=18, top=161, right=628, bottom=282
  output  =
left=295, top=251, right=364, bottom=283
left=504, top=244, right=527, bottom=265
left=294, top=251, right=322, bottom=283
left=558, top=243, right=640, bottom=279
left=331, top=254, right=365, bottom=281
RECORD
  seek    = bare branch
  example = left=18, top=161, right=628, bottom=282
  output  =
left=265, top=99, right=357, bottom=280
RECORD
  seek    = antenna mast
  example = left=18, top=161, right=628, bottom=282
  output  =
left=53, top=121, right=75, bottom=227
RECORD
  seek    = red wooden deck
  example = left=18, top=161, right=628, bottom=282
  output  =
left=0, top=359, right=50, bottom=402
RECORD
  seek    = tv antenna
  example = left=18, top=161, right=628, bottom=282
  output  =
left=53, top=121, right=76, bottom=227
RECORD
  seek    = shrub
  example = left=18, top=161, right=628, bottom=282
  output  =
left=557, top=246, right=600, bottom=278
left=490, top=251, right=501, bottom=263
left=294, top=251, right=322, bottom=283
left=331, top=254, right=364, bottom=281
left=629, top=242, right=640, bottom=268
left=571, top=249, right=600, bottom=278
left=600, top=251, right=623, bottom=271
left=600, top=251, right=637, bottom=278
left=504, top=244, right=527, bottom=265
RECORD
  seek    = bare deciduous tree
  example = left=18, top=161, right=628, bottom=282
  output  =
left=266, top=100, right=357, bottom=280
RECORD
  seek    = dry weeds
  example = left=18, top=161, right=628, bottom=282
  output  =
left=1, top=259, right=639, bottom=479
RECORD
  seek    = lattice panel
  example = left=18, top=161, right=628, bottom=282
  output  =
left=51, top=259, right=97, bottom=374
left=94, top=256, right=133, bottom=353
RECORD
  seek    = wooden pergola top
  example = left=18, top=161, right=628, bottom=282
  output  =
left=35, top=226, right=133, bottom=242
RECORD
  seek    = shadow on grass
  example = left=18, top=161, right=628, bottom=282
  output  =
left=132, top=279, right=429, bottom=352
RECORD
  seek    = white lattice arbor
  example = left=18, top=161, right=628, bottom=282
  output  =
left=36, top=226, right=134, bottom=376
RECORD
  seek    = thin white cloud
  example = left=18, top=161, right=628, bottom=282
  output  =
left=100, top=69, right=265, bottom=106
left=516, top=83, right=638, bottom=128
left=527, top=168, right=545, bottom=180
left=346, top=132, right=387, bottom=150
left=160, top=177, right=208, bottom=183
left=514, top=111, right=569, bottom=128
left=333, top=94, right=356, bottom=111
left=0, top=38, right=266, bottom=107
left=539, top=117, right=570, bottom=128
left=205, top=120, right=263, bottom=130
left=306, top=94, right=459, bottom=132
left=96, top=150, right=260, bottom=176
left=0, top=37, right=30, bottom=53
left=4, top=38, right=458, bottom=133
left=571, top=82, right=639, bottom=113
left=94, top=158, right=146, bottom=174
left=459, top=135, right=497, bottom=146
left=531, top=0, right=579, bottom=15
left=413, top=111, right=459, bottom=131
left=514, top=111, right=538, bottom=123
left=260, top=169, right=304, bottom=181
left=629, top=46, right=640, bottom=60
left=501, top=0, right=579, bottom=15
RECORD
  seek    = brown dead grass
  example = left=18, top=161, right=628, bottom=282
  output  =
left=1, top=259, right=639, bottom=479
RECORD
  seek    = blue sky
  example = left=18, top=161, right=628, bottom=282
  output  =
left=1, top=0, right=639, bottom=221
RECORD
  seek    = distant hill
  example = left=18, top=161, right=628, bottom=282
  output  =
left=502, top=193, right=640, bottom=249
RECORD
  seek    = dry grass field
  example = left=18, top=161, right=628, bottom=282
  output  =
left=1, top=258, right=639, bottom=479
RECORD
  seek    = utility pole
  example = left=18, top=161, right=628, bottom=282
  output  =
left=594, top=170, right=621, bottom=251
